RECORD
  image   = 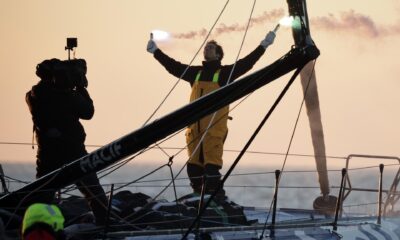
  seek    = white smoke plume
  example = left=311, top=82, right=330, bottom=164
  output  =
left=172, top=9, right=285, bottom=39
left=172, top=9, right=400, bottom=40
left=311, top=10, right=400, bottom=38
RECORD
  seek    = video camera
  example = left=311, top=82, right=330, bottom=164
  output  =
left=36, top=37, right=88, bottom=89
left=36, top=58, right=88, bottom=89
left=54, top=59, right=88, bottom=89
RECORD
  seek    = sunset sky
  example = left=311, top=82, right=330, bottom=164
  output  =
left=0, top=0, right=399, bottom=173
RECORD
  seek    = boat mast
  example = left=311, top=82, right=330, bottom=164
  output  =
left=287, top=0, right=331, bottom=202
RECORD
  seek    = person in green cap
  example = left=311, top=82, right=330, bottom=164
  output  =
left=22, top=203, right=65, bottom=240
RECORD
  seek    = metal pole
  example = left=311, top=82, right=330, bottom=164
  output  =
left=0, top=165, right=9, bottom=194
left=270, top=170, right=281, bottom=238
left=104, top=183, right=114, bottom=238
left=333, top=168, right=346, bottom=231
left=195, top=176, right=207, bottom=239
left=377, top=164, right=384, bottom=224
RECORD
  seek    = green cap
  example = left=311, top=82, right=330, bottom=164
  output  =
left=22, top=203, right=64, bottom=234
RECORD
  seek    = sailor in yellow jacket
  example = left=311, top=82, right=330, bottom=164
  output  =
left=147, top=31, right=276, bottom=197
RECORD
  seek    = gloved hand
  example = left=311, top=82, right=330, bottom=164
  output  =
left=147, top=39, right=158, bottom=54
left=260, top=31, right=276, bottom=49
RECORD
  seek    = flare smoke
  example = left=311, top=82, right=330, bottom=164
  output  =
left=172, top=9, right=400, bottom=40
left=311, top=10, right=400, bottom=38
left=172, top=9, right=285, bottom=39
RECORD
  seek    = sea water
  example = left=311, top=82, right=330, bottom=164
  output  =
left=2, top=162, right=398, bottom=215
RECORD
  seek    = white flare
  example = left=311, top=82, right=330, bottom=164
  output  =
left=279, top=16, right=294, bottom=27
left=151, top=29, right=170, bottom=42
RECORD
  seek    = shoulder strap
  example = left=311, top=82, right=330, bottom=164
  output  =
left=195, top=69, right=221, bottom=83
left=195, top=70, right=202, bottom=82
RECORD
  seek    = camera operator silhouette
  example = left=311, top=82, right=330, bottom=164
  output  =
left=26, top=58, right=108, bottom=226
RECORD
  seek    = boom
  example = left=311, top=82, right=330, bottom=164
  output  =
left=0, top=0, right=321, bottom=210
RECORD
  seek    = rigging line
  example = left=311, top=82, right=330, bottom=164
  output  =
left=138, top=0, right=232, bottom=161
left=97, top=153, right=141, bottom=178
left=120, top=177, right=181, bottom=223
left=166, top=58, right=270, bottom=162
left=152, top=164, right=186, bottom=200
left=0, top=141, right=347, bottom=160
left=167, top=159, right=185, bottom=235
left=63, top=166, right=344, bottom=192
left=63, top=9, right=259, bottom=183
left=168, top=91, right=254, bottom=160
left=97, top=148, right=147, bottom=178
left=181, top=62, right=307, bottom=240
left=170, top=0, right=256, bottom=173
left=97, top=141, right=165, bottom=179
left=140, top=0, right=233, bottom=163
left=0, top=140, right=369, bottom=161
left=96, top=128, right=185, bottom=182
left=7, top=161, right=396, bottom=194
left=0, top=140, right=165, bottom=184
left=153, top=142, right=171, bottom=158
left=111, top=163, right=169, bottom=192
left=169, top=86, right=310, bottom=161
left=343, top=202, right=379, bottom=208
left=223, top=149, right=346, bottom=160
left=4, top=165, right=64, bottom=229
left=259, top=60, right=316, bottom=238
left=0, top=141, right=35, bottom=146
left=62, top=161, right=397, bottom=195
left=141, top=0, right=231, bottom=127
left=0, top=141, right=105, bottom=149
left=169, top=1, right=257, bottom=160
left=96, top=166, right=183, bottom=230
left=142, top=131, right=211, bottom=220
left=170, top=70, right=280, bottom=204
left=96, top=132, right=183, bottom=180
left=105, top=116, right=199, bottom=200
left=32, top=58, right=306, bottom=231
left=3, top=176, right=30, bottom=184
left=96, top=118, right=189, bottom=180
left=92, top=183, right=323, bottom=189
left=76, top=168, right=334, bottom=187
left=226, top=0, right=256, bottom=84
left=120, top=158, right=192, bottom=223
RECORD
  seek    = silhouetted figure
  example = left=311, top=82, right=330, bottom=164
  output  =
left=147, top=30, right=276, bottom=198
left=26, top=59, right=108, bottom=225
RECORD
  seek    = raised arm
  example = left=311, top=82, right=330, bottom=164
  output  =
left=147, top=39, right=197, bottom=82
left=220, top=31, right=276, bottom=85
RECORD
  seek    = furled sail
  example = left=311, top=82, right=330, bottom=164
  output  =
left=287, top=0, right=330, bottom=198
left=300, top=64, right=330, bottom=196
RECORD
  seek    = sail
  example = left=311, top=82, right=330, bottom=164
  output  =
left=287, top=0, right=330, bottom=196
left=300, top=64, right=329, bottom=195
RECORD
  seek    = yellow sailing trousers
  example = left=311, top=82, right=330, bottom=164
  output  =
left=186, top=80, right=228, bottom=168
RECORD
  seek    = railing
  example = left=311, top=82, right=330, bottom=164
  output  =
left=340, top=154, right=400, bottom=217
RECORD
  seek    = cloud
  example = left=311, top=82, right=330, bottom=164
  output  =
left=172, top=9, right=285, bottom=39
